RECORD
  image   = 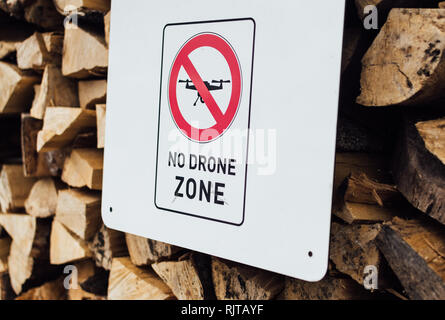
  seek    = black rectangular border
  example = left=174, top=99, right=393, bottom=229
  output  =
left=154, top=17, right=256, bottom=227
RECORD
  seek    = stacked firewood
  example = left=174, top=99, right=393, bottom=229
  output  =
left=0, top=0, right=444, bottom=300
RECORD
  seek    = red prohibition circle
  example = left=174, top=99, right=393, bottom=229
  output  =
left=168, top=33, right=242, bottom=142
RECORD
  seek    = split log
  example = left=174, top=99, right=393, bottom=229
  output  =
left=8, top=242, right=37, bottom=295
left=78, top=79, right=106, bottom=109
left=211, top=257, right=284, bottom=300
left=0, top=164, right=36, bottom=212
left=21, top=114, right=67, bottom=177
left=8, top=241, right=59, bottom=295
left=393, top=116, right=445, bottom=225
left=330, top=222, right=394, bottom=288
left=0, top=214, right=51, bottom=259
left=96, top=104, right=105, bottom=148
left=0, top=273, right=15, bottom=300
left=50, top=219, right=92, bottom=264
left=55, top=188, right=101, bottom=240
left=0, top=61, right=39, bottom=114
left=21, top=114, right=46, bottom=177
left=0, top=214, right=58, bottom=295
left=53, top=0, right=111, bottom=14
left=30, top=64, right=79, bottom=120
left=334, top=180, right=397, bottom=225
left=125, top=233, right=182, bottom=266
left=333, top=172, right=403, bottom=224
left=357, top=9, right=445, bottom=107
left=0, top=237, right=10, bottom=273
left=376, top=217, right=445, bottom=300
left=343, top=173, right=400, bottom=207
left=15, top=277, right=66, bottom=300
left=104, top=10, right=110, bottom=46
left=152, top=253, right=215, bottom=300
left=333, top=201, right=395, bottom=224
left=62, top=26, right=108, bottom=78
left=108, top=257, right=175, bottom=300
left=333, top=154, right=397, bottom=224
left=36, top=107, right=96, bottom=152
left=24, top=178, right=59, bottom=218
left=61, top=148, right=103, bottom=190
left=416, top=118, right=445, bottom=165
left=280, top=276, right=371, bottom=300
left=89, top=224, right=128, bottom=270
left=61, top=152, right=86, bottom=188
left=16, top=32, right=63, bottom=70
left=67, top=260, right=107, bottom=300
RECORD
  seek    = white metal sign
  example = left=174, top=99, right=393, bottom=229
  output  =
left=156, top=19, right=254, bottom=225
left=103, top=0, right=345, bottom=281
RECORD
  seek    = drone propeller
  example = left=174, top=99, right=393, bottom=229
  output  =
left=212, top=80, right=231, bottom=83
left=178, top=79, right=191, bottom=83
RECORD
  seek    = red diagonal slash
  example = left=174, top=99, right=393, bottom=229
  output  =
left=181, top=56, right=224, bottom=122
left=168, top=33, right=242, bottom=142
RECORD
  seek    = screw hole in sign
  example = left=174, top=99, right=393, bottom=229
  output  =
left=109, top=207, right=113, bottom=213
left=308, top=251, right=313, bottom=258
left=168, top=32, right=242, bottom=143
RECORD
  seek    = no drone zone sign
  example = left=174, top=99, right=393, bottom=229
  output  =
left=155, top=19, right=254, bottom=225
left=104, top=0, right=346, bottom=281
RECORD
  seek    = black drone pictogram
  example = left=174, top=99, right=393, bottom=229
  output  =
left=178, top=79, right=231, bottom=106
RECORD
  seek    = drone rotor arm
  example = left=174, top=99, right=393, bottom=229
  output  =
left=211, top=80, right=231, bottom=84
